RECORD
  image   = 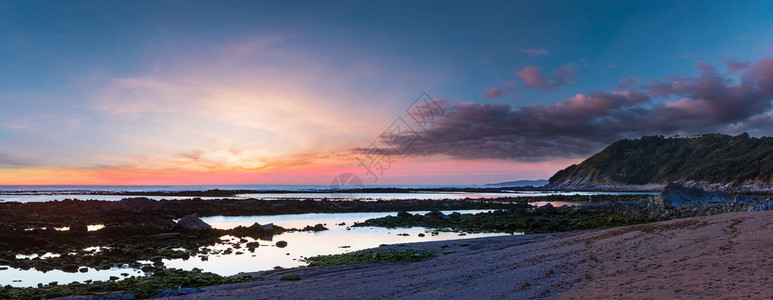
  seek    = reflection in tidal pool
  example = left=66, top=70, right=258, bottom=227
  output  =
left=1, top=210, right=513, bottom=287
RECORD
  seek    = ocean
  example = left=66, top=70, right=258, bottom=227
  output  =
left=0, top=184, right=475, bottom=193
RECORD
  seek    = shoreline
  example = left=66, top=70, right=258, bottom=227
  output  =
left=4, top=183, right=769, bottom=298
left=156, top=210, right=773, bottom=299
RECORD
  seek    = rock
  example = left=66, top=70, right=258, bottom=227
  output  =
left=302, top=224, right=328, bottom=231
left=397, top=211, right=412, bottom=218
left=108, top=197, right=161, bottom=213
left=69, top=222, right=88, bottom=233
left=106, top=219, right=177, bottom=233
left=425, top=210, right=446, bottom=219
left=276, top=241, right=288, bottom=248
left=652, top=182, right=755, bottom=208
left=153, top=288, right=201, bottom=298
left=536, top=203, right=556, bottom=214
left=62, top=264, right=79, bottom=273
left=261, top=223, right=274, bottom=232
left=176, top=213, right=211, bottom=230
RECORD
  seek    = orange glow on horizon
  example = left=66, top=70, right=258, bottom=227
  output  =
left=0, top=156, right=578, bottom=186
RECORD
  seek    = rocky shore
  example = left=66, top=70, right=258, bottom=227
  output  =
left=3, top=184, right=772, bottom=298
left=157, top=209, right=773, bottom=299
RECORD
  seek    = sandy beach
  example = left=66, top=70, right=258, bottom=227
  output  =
left=166, top=210, right=773, bottom=299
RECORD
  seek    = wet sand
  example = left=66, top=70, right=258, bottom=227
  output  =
left=170, top=210, right=773, bottom=299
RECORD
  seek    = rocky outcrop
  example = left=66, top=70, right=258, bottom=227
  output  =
left=425, top=210, right=449, bottom=220
left=107, top=197, right=162, bottom=213
left=104, top=219, right=177, bottom=233
left=650, top=182, right=754, bottom=208
left=228, top=222, right=285, bottom=238
left=68, top=222, right=88, bottom=233
left=175, top=213, right=211, bottom=230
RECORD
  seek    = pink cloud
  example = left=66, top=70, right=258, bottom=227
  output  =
left=521, top=48, right=550, bottom=55
left=516, top=65, right=577, bottom=90
left=484, top=88, right=503, bottom=99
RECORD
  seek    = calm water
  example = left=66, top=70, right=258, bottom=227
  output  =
left=0, top=210, right=511, bottom=287
left=0, top=186, right=656, bottom=286
left=0, top=184, right=476, bottom=193
left=0, top=184, right=656, bottom=203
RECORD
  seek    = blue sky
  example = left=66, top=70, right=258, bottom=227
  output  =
left=1, top=1, right=772, bottom=184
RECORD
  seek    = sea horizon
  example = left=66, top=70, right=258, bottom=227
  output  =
left=0, top=183, right=488, bottom=193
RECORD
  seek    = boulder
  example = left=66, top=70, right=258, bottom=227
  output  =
left=396, top=211, right=412, bottom=218
left=69, top=222, right=88, bottom=233
left=536, top=203, right=556, bottom=214
left=176, top=213, right=211, bottom=230
left=260, top=223, right=274, bottom=232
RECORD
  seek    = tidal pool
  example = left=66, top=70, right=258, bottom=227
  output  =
left=0, top=210, right=512, bottom=287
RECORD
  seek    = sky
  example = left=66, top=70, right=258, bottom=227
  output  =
left=1, top=1, right=773, bottom=185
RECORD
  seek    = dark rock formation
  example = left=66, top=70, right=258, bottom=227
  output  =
left=107, top=197, right=161, bottom=213
left=105, top=219, right=177, bottom=233
left=260, top=223, right=274, bottom=232
left=425, top=210, right=448, bottom=220
left=176, top=213, right=211, bottom=230
left=397, top=211, right=412, bottom=218
left=69, top=222, right=88, bottom=233
left=651, top=182, right=754, bottom=208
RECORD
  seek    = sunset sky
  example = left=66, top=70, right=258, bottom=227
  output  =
left=2, top=1, right=773, bottom=185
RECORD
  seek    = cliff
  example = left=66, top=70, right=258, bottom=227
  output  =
left=549, top=133, right=773, bottom=189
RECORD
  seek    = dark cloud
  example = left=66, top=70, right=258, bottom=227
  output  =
left=516, top=65, right=578, bottom=90
left=372, top=57, right=773, bottom=161
left=726, top=60, right=750, bottom=73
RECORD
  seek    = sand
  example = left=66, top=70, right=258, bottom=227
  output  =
left=171, top=210, right=773, bottom=299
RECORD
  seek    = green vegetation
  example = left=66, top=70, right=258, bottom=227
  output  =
left=279, top=274, right=301, bottom=281
left=549, top=133, right=773, bottom=185
left=304, top=249, right=435, bottom=266
left=353, top=206, right=666, bottom=234
left=0, top=268, right=256, bottom=299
